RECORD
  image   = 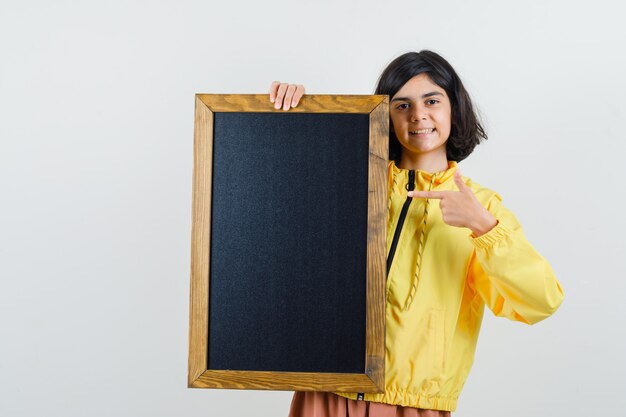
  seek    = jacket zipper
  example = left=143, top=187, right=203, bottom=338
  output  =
left=386, top=169, right=415, bottom=275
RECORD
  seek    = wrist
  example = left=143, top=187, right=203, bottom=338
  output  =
left=470, top=211, right=498, bottom=237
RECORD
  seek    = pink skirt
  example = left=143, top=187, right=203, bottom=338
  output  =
left=288, top=392, right=452, bottom=417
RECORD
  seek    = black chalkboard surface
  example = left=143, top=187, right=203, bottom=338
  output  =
left=189, top=94, right=388, bottom=392
left=210, top=112, right=369, bottom=374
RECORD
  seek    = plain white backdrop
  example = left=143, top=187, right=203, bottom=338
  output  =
left=1, top=0, right=625, bottom=416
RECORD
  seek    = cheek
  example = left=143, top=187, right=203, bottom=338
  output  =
left=389, top=115, right=402, bottom=132
left=436, top=111, right=452, bottom=134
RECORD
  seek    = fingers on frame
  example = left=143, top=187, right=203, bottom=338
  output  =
left=271, top=82, right=305, bottom=110
left=274, top=83, right=289, bottom=109
left=292, top=85, right=305, bottom=107
left=282, top=85, right=297, bottom=110
left=269, top=81, right=281, bottom=102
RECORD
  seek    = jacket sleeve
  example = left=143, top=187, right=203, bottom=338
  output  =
left=467, top=191, right=564, bottom=325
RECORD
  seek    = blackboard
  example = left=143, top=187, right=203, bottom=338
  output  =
left=189, top=94, right=388, bottom=392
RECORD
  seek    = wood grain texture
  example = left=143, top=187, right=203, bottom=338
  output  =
left=197, top=94, right=386, bottom=113
left=188, top=94, right=389, bottom=392
left=365, top=99, right=389, bottom=391
left=188, top=96, right=213, bottom=386
left=191, top=370, right=381, bottom=392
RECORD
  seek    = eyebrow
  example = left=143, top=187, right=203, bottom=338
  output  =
left=391, top=92, right=444, bottom=102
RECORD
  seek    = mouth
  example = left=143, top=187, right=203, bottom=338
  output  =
left=409, top=128, right=435, bottom=136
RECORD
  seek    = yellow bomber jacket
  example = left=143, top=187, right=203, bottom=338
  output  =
left=335, top=160, right=564, bottom=411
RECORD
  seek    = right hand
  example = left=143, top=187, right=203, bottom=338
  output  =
left=269, top=81, right=305, bottom=111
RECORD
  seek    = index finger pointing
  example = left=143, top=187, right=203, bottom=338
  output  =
left=408, top=190, right=448, bottom=199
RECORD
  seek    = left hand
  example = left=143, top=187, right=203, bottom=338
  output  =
left=407, top=169, right=498, bottom=236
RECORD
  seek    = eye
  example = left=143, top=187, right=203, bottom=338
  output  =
left=395, top=103, right=409, bottom=110
left=426, top=99, right=439, bottom=105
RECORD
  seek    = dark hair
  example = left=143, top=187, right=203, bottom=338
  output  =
left=375, top=50, right=487, bottom=163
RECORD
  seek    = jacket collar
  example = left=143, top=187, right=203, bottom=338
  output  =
left=390, top=160, right=458, bottom=185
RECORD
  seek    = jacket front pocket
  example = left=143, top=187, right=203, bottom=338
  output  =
left=428, top=308, right=446, bottom=376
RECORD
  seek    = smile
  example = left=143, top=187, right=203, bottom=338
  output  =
left=409, top=128, right=435, bottom=134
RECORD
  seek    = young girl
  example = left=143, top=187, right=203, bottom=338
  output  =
left=269, top=50, right=564, bottom=417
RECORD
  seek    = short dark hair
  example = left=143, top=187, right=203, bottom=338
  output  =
left=375, top=50, right=487, bottom=163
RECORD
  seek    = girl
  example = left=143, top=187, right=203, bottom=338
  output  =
left=269, top=50, right=564, bottom=417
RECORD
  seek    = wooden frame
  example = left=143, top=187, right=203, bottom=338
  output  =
left=188, top=94, right=388, bottom=392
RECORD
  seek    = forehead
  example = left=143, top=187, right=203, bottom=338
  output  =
left=394, top=74, right=447, bottom=99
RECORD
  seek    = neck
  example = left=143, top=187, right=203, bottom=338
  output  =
left=397, top=151, right=449, bottom=173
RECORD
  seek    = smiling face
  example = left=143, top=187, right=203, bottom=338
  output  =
left=390, top=73, right=452, bottom=168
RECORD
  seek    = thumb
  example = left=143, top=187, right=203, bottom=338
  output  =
left=454, top=169, right=472, bottom=194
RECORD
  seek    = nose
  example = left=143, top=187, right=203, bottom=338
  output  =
left=410, top=105, right=426, bottom=122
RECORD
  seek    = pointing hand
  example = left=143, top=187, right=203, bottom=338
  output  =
left=407, top=169, right=498, bottom=236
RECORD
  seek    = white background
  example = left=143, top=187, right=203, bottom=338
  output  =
left=1, top=1, right=625, bottom=416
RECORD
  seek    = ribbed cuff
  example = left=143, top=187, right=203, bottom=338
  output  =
left=469, top=219, right=510, bottom=249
